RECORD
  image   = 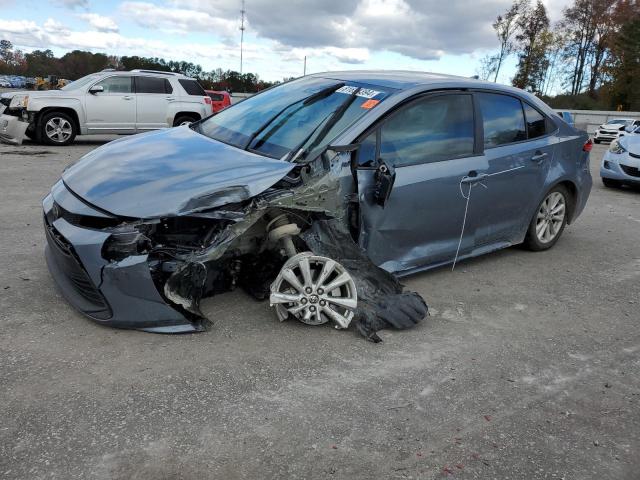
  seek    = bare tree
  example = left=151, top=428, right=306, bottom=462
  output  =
left=477, top=53, right=500, bottom=81
left=492, top=0, right=524, bottom=82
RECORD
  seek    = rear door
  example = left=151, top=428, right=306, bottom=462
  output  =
left=134, top=76, right=173, bottom=130
left=356, top=92, right=482, bottom=273
left=469, top=92, right=553, bottom=249
left=84, top=76, right=136, bottom=133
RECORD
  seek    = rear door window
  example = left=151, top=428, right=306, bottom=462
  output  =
left=378, top=94, right=475, bottom=167
left=136, top=76, right=171, bottom=94
left=179, top=79, right=206, bottom=96
left=477, top=93, right=526, bottom=148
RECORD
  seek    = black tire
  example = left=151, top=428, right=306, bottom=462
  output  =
left=602, top=177, right=621, bottom=188
left=523, top=184, right=570, bottom=252
left=38, top=111, right=77, bottom=146
left=173, top=115, right=197, bottom=127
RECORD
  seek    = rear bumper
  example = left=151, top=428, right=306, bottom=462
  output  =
left=0, top=113, right=28, bottom=145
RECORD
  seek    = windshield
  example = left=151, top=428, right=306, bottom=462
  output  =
left=61, top=73, right=102, bottom=91
left=198, top=76, right=389, bottom=161
left=606, top=119, right=629, bottom=125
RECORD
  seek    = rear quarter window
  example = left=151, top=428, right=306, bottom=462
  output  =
left=179, top=79, right=206, bottom=96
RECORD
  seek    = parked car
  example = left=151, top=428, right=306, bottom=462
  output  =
left=556, top=110, right=575, bottom=127
left=0, top=69, right=211, bottom=145
left=0, top=77, right=11, bottom=88
left=42, top=71, right=592, bottom=338
left=593, top=118, right=636, bottom=143
left=620, top=124, right=640, bottom=137
left=205, top=89, right=232, bottom=112
left=600, top=134, right=640, bottom=188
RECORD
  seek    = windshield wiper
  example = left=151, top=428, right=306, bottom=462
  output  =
left=284, top=87, right=361, bottom=163
left=243, top=82, right=345, bottom=151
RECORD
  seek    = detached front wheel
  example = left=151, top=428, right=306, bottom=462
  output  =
left=524, top=185, right=569, bottom=251
left=39, top=111, right=77, bottom=146
left=270, top=252, right=358, bottom=329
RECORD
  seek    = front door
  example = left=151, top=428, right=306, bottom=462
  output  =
left=84, top=76, right=136, bottom=133
left=356, top=92, right=482, bottom=274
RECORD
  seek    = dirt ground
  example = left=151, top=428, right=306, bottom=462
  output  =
left=0, top=137, right=638, bottom=479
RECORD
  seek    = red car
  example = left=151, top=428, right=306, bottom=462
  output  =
left=205, top=90, right=232, bottom=113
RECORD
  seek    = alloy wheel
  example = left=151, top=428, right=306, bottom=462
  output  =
left=535, top=191, right=566, bottom=244
left=270, top=252, right=357, bottom=329
left=45, top=117, right=73, bottom=143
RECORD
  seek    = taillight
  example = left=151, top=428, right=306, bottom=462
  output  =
left=583, top=138, right=593, bottom=152
left=203, top=96, right=214, bottom=113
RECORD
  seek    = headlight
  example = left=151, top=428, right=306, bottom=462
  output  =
left=8, top=95, right=28, bottom=109
left=609, top=140, right=626, bottom=154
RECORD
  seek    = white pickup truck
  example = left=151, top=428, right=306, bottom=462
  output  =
left=0, top=69, right=212, bottom=146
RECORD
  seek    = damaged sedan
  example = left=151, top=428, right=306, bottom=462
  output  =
left=43, top=71, right=592, bottom=341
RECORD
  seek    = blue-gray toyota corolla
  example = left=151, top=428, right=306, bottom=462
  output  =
left=43, top=71, right=592, bottom=342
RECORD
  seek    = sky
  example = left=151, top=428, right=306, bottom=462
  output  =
left=0, top=0, right=571, bottom=84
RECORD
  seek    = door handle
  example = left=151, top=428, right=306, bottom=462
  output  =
left=530, top=151, right=548, bottom=162
left=123, top=95, right=133, bottom=100
left=166, top=96, right=175, bottom=101
left=460, top=172, right=488, bottom=184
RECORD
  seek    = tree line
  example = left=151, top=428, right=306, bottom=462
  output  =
left=0, top=41, right=277, bottom=93
left=478, top=0, right=640, bottom=110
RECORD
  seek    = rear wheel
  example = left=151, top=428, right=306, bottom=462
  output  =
left=602, top=177, right=621, bottom=188
left=39, top=111, right=76, bottom=146
left=524, top=185, right=569, bottom=251
left=173, top=115, right=197, bottom=127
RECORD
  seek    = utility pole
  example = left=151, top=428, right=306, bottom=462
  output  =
left=239, top=0, right=245, bottom=75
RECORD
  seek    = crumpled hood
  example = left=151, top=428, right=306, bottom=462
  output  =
left=62, top=126, right=295, bottom=219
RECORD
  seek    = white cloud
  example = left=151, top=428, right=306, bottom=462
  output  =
left=77, top=13, right=119, bottom=32
left=120, top=2, right=237, bottom=37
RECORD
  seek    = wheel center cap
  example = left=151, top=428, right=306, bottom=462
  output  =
left=308, top=294, right=319, bottom=304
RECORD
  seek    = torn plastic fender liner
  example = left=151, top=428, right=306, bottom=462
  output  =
left=163, top=261, right=208, bottom=317
left=301, top=218, right=428, bottom=342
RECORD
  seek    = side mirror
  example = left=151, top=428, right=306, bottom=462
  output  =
left=89, top=85, right=104, bottom=94
left=373, top=161, right=395, bottom=207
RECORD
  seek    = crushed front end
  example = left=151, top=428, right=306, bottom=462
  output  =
left=43, top=147, right=427, bottom=341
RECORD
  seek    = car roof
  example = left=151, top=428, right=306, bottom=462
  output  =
left=100, top=70, right=193, bottom=80
left=310, top=69, right=531, bottom=91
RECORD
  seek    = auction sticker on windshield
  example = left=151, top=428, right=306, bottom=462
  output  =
left=336, top=85, right=382, bottom=99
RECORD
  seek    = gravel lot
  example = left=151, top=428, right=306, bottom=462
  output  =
left=0, top=137, right=638, bottom=480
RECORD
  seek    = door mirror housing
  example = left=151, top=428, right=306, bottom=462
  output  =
left=89, top=85, right=104, bottom=94
left=373, top=161, right=396, bottom=207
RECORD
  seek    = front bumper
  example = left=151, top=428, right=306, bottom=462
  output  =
left=600, top=151, right=640, bottom=185
left=0, top=113, right=28, bottom=145
left=43, top=186, right=202, bottom=333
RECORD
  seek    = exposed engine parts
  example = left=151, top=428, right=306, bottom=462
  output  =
left=78, top=148, right=428, bottom=342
